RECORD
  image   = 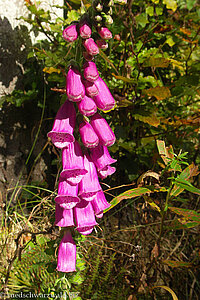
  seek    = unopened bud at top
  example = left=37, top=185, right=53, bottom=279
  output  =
left=63, top=24, right=78, bottom=42
left=98, top=27, right=112, bottom=39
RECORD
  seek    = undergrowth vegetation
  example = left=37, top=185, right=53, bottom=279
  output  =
left=0, top=0, right=200, bottom=299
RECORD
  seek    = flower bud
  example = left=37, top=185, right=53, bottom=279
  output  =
left=98, top=27, right=112, bottom=39
left=79, top=121, right=99, bottom=148
left=90, top=113, right=116, bottom=147
left=79, top=22, right=92, bottom=39
left=83, top=38, right=99, bottom=56
left=93, top=77, right=115, bottom=111
left=96, top=39, right=108, bottom=49
left=83, top=61, right=99, bottom=82
left=78, top=95, right=97, bottom=117
left=66, top=68, right=85, bottom=102
left=83, top=80, right=99, bottom=98
left=83, top=51, right=94, bottom=61
left=63, top=24, right=78, bottom=42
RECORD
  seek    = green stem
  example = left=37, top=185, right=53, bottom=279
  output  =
left=157, top=179, right=173, bottom=246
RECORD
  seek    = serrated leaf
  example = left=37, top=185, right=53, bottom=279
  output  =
left=134, top=112, right=160, bottom=127
left=163, top=0, right=177, bottom=11
left=144, top=86, right=171, bottom=100
left=143, top=57, right=170, bottom=68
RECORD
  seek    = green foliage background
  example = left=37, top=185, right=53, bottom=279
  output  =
left=0, top=0, right=200, bottom=299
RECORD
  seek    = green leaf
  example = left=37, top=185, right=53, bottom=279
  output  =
left=171, top=163, right=199, bottom=196
left=143, top=57, right=170, bottom=68
left=186, top=0, right=196, bottom=10
left=169, top=207, right=200, bottom=223
left=174, top=179, right=200, bottom=195
left=163, top=0, right=177, bottom=11
left=162, top=260, right=193, bottom=268
left=146, top=6, right=154, bottom=16
left=135, top=13, right=149, bottom=28
left=104, top=187, right=152, bottom=212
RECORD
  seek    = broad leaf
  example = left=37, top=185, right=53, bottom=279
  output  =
left=144, top=86, right=171, bottom=100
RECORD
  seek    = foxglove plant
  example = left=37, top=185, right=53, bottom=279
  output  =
left=48, top=0, right=124, bottom=273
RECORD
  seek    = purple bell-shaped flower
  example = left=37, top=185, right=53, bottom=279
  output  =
left=91, top=191, right=110, bottom=218
left=55, top=177, right=80, bottom=209
left=78, top=153, right=101, bottom=202
left=90, top=144, right=116, bottom=178
left=61, top=141, right=88, bottom=185
left=57, top=231, right=76, bottom=272
left=55, top=204, right=75, bottom=227
left=47, top=100, right=76, bottom=149
left=74, top=200, right=98, bottom=235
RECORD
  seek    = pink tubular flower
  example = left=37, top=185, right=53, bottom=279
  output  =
left=90, top=113, right=116, bottom=147
left=79, top=121, right=99, bottom=148
left=83, top=80, right=99, bottom=98
left=90, top=144, right=116, bottom=172
left=96, top=39, right=108, bottom=49
left=77, top=95, right=97, bottom=117
left=79, top=22, right=91, bottom=39
left=93, top=77, right=115, bottom=111
left=66, top=68, right=85, bottom=102
left=83, top=38, right=99, bottom=56
left=63, top=24, right=78, bottom=42
left=91, top=191, right=110, bottom=218
left=74, top=200, right=98, bottom=235
left=57, top=231, right=76, bottom=272
left=55, top=178, right=80, bottom=209
left=98, top=165, right=116, bottom=179
left=47, top=100, right=76, bottom=149
left=83, top=62, right=99, bottom=82
left=61, top=141, right=87, bottom=185
left=78, top=153, right=101, bottom=201
left=98, top=27, right=112, bottom=40
left=55, top=204, right=74, bottom=227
